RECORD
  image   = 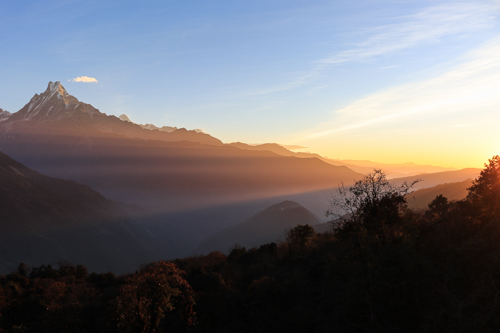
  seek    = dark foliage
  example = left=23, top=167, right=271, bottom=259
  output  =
left=3, top=158, right=500, bottom=332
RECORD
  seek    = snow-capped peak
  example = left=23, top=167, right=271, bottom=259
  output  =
left=14, top=81, right=93, bottom=121
left=46, top=81, right=69, bottom=99
left=48, top=81, right=60, bottom=93
left=119, top=114, right=132, bottom=122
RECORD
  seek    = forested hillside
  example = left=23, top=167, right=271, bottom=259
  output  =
left=2, top=156, right=500, bottom=332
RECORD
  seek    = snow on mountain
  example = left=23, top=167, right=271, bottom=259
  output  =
left=1, top=81, right=223, bottom=145
left=12, top=81, right=95, bottom=122
left=140, top=123, right=157, bottom=130
left=118, top=114, right=179, bottom=133
left=140, top=123, right=177, bottom=132
left=0, top=108, right=11, bottom=122
left=15, top=81, right=204, bottom=136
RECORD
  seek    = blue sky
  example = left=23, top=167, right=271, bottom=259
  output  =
left=1, top=0, right=499, bottom=168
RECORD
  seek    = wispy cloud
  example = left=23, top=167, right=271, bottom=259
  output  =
left=243, top=70, right=321, bottom=96
left=70, top=76, right=98, bottom=83
left=243, top=2, right=498, bottom=97
left=302, top=38, right=500, bottom=139
left=320, top=3, right=497, bottom=64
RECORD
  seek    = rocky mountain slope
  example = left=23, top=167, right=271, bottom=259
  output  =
left=2, top=81, right=221, bottom=145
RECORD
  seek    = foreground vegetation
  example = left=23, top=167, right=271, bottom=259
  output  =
left=2, top=156, right=500, bottom=332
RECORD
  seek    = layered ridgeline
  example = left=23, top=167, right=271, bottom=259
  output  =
left=0, top=82, right=362, bottom=212
left=0, top=82, right=482, bottom=265
left=196, top=201, right=322, bottom=254
left=227, top=142, right=460, bottom=178
left=0, top=150, right=182, bottom=274
left=406, top=179, right=473, bottom=210
left=392, top=168, right=479, bottom=190
left=0, top=82, right=363, bottom=250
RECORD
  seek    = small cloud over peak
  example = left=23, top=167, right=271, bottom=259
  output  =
left=70, top=76, right=98, bottom=83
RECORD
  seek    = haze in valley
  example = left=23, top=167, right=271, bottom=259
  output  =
left=0, top=0, right=499, bottom=275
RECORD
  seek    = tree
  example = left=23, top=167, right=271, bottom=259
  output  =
left=286, top=224, right=315, bottom=251
left=115, top=261, right=195, bottom=333
left=467, top=155, right=500, bottom=216
left=16, top=263, right=30, bottom=277
left=325, top=170, right=421, bottom=329
left=327, top=170, right=418, bottom=240
left=424, top=194, right=449, bottom=222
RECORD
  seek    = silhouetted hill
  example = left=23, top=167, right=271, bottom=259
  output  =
left=406, top=179, right=472, bottom=210
left=0, top=151, right=181, bottom=274
left=196, top=200, right=322, bottom=254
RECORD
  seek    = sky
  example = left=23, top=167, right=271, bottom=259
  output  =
left=1, top=0, right=499, bottom=169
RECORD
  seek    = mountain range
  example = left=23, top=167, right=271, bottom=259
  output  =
left=0, top=81, right=364, bottom=264
left=0, top=81, right=481, bottom=272
left=2, top=82, right=221, bottom=144
left=0, top=82, right=362, bottom=213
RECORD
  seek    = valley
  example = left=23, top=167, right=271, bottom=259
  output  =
left=0, top=82, right=480, bottom=273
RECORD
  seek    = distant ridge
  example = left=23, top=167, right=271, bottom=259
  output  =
left=119, top=113, right=179, bottom=133
left=227, top=142, right=457, bottom=178
left=392, top=168, right=480, bottom=190
left=406, top=179, right=473, bottom=210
